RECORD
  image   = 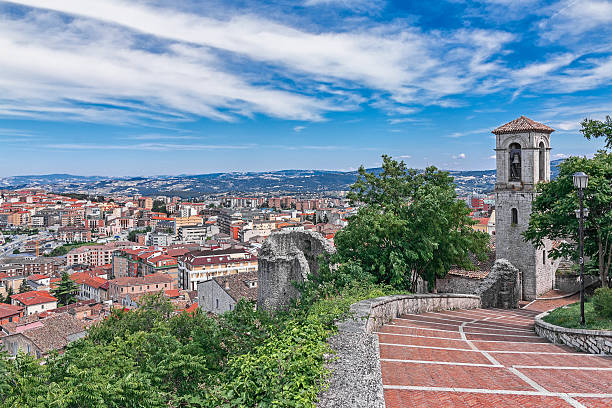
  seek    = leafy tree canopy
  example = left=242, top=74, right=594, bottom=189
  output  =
left=333, top=155, right=489, bottom=291
left=525, top=151, right=612, bottom=287
left=581, top=115, right=612, bottom=150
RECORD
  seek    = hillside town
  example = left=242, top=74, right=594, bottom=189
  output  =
left=0, top=188, right=495, bottom=356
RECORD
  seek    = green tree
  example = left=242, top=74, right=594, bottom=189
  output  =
left=4, top=287, right=13, bottom=304
left=51, top=273, right=78, bottom=306
left=525, top=152, right=612, bottom=287
left=18, top=281, right=32, bottom=294
left=581, top=115, right=612, bottom=150
left=12, top=249, right=19, bottom=254
left=334, top=155, right=489, bottom=291
left=152, top=200, right=169, bottom=215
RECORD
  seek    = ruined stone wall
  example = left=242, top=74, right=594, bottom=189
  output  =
left=435, top=275, right=481, bottom=295
left=477, top=259, right=521, bottom=308
left=436, top=259, right=521, bottom=308
left=257, top=230, right=335, bottom=311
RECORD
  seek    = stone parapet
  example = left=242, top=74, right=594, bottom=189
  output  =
left=318, top=293, right=481, bottom=408
left=535, top=311, right=612, bottom=355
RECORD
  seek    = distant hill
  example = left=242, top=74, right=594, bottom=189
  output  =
left=0, top=160, right=564, bottom=197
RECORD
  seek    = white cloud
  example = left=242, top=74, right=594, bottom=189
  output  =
left=397, top=155, right=412, bottom=159
left=539, top=0, right=612, bottom=42
left=3, top=0, right=520, bottom=115
left=447, top=128, right=492, bottom=138
left=388, top=118, right=417, bottom=125
left=553, top=153, right=568, bottom=159
left=452, top=153, right=467, bottom=159
left=293, top=126, right=306, bottom=132
left=0, top=10, right=338, bottom=123
left=0, top=0, right=608, bottom=127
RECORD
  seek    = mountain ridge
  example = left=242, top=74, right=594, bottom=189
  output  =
left=0, top=160, right=563, bottom=197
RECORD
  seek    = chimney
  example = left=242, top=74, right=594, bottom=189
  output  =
left=224, top=280, right=230, bottom=290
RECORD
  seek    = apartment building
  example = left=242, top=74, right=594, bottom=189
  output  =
left=66, top=241, right=133, bottom=267
left=107, top=274, right=176, bottom=302
left=178, top=248, right=257, bottom=291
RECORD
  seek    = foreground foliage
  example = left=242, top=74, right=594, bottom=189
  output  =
left=543, top=300, right=612, bottom=331
left=0, top=283, right=396, bottom=407
left=593, top=287, right=612, bottom=319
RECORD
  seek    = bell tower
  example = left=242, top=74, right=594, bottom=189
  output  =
left=493, top=116, right=555, bottom=300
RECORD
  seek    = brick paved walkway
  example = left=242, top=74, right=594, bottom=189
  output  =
left=377, top=308, right=612, bottom=407
left=523, top=290, right=581, bottom=312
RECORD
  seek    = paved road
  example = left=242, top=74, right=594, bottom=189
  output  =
left=377, top=308, right=612, bottom=407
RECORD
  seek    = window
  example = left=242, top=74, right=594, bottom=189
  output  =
left=511, top=208, right=518, bottom=226
left=543, top=250, right=546, bottom=265
left=216, top=299, right=219, bottom=309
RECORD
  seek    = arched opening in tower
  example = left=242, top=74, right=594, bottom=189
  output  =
left=539, top=141, right=546, bottom=182
left=509, top=143, right=522, bottom=182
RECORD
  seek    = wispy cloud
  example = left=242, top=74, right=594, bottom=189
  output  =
left=293, top=126, right=306, bottom=132
left=447, top=128, right=492, bottom=138
left=0, top=0, right=527, bottom=124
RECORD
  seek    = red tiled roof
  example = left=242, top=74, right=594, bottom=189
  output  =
left=11, top=290, right=57, bottom=306
left=0, top=304, right=24, bottom=319
left=71, top=272, right=107, bottom=289
left=492, top=116, right=555, bottom=135
left=164, top=289, right=180, bottom=298
left=28, top=274, right=50, bottom=281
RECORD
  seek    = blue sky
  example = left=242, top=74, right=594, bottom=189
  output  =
left=0, top=0, right=610, bottom=176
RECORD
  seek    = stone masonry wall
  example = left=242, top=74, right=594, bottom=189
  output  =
left=318, top=294, right=481, bottom=408
left=477, top=259, right=521, bottom=308
left=435, top=275, right=481, bottom=295
left=535, top=311, right=612, bottom=355
left=495, top=190, right=554, bottom=300
left=435, top=259, right=521, bottom=308
left=257, top=230, right=335, bottom=311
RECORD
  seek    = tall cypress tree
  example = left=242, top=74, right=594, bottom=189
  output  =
left=51, top=273, right=79, bottom=306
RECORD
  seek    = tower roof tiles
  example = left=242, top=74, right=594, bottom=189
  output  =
left=492, top=116, right=555, bottom=135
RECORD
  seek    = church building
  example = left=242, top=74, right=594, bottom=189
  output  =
left=493, top=116, right=556, bottom=300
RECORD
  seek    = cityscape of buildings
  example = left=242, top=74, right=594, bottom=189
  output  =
left=0, top=187, right=496, bottom=356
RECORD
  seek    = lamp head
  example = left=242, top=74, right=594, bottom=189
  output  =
left=573, top=172, right=588, bottom=189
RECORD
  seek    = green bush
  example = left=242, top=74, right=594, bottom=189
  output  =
left=593, top=287, right=612, bottom=318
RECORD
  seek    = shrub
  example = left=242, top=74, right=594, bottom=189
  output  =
left=592, top=287, right=612, bottom=318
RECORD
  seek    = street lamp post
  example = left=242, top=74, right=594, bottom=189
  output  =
left=573, top=172, right=589, bottom=326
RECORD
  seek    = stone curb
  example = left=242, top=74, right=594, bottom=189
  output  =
left=318, top=293, right=481, bottom=408
left=534, top=310, right=612, bottom=355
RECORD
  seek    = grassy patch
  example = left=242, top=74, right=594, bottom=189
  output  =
left=543, top=301, right=612, bottom=331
